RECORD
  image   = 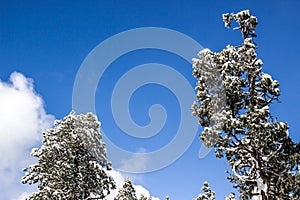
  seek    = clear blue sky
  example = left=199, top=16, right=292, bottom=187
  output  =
left=1, top=0, right=300, bottom=199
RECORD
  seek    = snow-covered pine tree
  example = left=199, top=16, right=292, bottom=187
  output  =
left=139, top=194, right=152, bottom=200
left=21, top=111, right=116, bottom=199
left=194, top=182, right=215, bottom=200
left=225, top=193, right=235, bottom=200
left=194, top=182, right=235, bottom=200
left=114, top=178, right=138, bottom=200
left=192, top=10, right=300, bottom=199
left=139, top=195, right=148, bottom=200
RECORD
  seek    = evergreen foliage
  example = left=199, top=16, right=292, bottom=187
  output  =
left=22, top=112, right=116, bottom=199
left=192, top=10, right=300, bottom=199
left=114, top=178, right=138, bottom=200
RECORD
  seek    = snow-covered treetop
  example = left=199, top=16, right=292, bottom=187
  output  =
left=192, top=9, right=300, bottom=199
left=194, top=182, right=215, bottom=200
left=22, top=111, right=116, bottom=200
left=222, top=9, right=258, bottom=39
left=114, top=177, right=138, bottom=200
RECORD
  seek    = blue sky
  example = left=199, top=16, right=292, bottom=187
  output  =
left=1, top=0, right=300, bottom=199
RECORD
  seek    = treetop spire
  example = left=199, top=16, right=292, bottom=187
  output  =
left=222, top=9, right=258, bottom=39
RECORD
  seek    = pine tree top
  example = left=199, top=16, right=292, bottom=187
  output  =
left=192, top=9, right=300, bottom=199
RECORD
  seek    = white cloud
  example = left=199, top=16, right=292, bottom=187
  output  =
left=120, top=148, right=149, bottom=173
left=0, top=72, right=55, bottom=200
left=106, top=169, right=160, bottom=200
left=13, top=192, right=32, bottom=200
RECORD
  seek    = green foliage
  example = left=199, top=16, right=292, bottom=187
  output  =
left=192, top=10, right=300, bottom=199
left=114, top=178, right=138, bottom=200
left=22, top=112, right=116, bottom=199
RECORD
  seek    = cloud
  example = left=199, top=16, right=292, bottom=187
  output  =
left=106, top=169, right=160, bottom=200
left=0, top=72, right=55, bottom=200
left=120, top=148, right=149, bottom=173
left=13, top=192, right=31, bottom=200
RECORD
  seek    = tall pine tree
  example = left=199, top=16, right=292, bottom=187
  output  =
left=192, top=10, right=300, bottom=199
left=22, top=111, right=116, bottom=199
